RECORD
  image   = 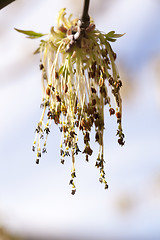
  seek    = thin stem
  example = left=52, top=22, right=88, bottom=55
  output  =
left=81, top=0, right=90, bottom=29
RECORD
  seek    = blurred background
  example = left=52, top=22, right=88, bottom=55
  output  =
left=0, top=0, right=160, bottom=239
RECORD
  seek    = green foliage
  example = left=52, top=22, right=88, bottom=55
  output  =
left=105, top=31, right=125, bottom=42
left=14, top=28, right=47, bottom=39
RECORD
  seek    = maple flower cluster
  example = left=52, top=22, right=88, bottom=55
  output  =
left=16, top=8, right=125, bottom=194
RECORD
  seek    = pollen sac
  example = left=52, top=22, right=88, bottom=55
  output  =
left=109, top=108, right=115, bottom=116
left=39, top=64, right=44, bottom=70
left=116, top=112, right=121, bottom=119
left=46, top=87, right=51, bottom=96
left=71, top=189, right=76, bottom=195
left=36, top=159, right=39, bottom=164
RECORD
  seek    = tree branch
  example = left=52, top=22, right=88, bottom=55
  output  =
left=0, top=0, right=15, bottom=10
left=81, top=0, right=90, bottom=29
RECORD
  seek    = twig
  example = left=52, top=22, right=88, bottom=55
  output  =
left=65, top=0, right=91, bottom=52
left=0, top=0, right=15, bottom=10
left=81, top=0, right=90, bottom=29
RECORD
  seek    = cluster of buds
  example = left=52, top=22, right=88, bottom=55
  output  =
left=16, top=8, right=125, bottom=194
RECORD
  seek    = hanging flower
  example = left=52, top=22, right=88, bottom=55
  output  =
left=15, top=8, right=125, bottom=194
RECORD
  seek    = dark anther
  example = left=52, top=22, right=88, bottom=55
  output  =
left=75, top=148, right=81, bottom=155
left=44, top=127, right=50, bottom=134
left=95, top=132, right=99, bottom=142
left=35, top=125, right=41, bottom=133
left=64, top=84, right=68, bottom=93
left=55, top=72, right=59, bottom=79
left=71, top=189, right=76, bottom=195
left=69, top=179, right=73, bottom=185
left=62, top=125, right=68, bottom=132
left=116, top=80, right=122, bottom=88
left=84, top=132, right=90, bottom=144
left=89, top=105, right=96, bottom=115
left=61, top=159, right=65, bottom=164
left=99, top=178, right=103, bottom=183
left=108, top=77, right=114, bottom=86
left=44, top=100, right=50, bottom=107
left=105, top=183, right=109, bottom=189
left=118, top=138, right=125, bottom=146
left=93, top=113, right=99, bottom=119
left=73, top=143, right=81, bottom=155
left=100, top=86, right=107, bottom=97
left=109, top=108, right=115, bottom=116
left=64, top=151, right=70, bottom=157
left=36, top=159, right=39, bottom=164
left=40, top=134, right=44, bottom=139
left=40, top=103, right=44, bottom=108
left=117, top=118, right=121, bottom=124
left=75, top=99, right=78, bottom=108
left=104, top=57, right=110, bottom=65
left=92, top=99, right=96, bottom=105
left=46, top=87, right=51, bottom=96
left=116, top=112, right=121, bottom=119
left=112, top=52, right=117, bottom=61
left=79, top=124, right=83, bottom=131
left=37, top=152, right=41, bottom=158
left=91, top=87, right=96, bottom=94
left=60, top=149, right=64, bottom=156
left=80, top=118, right=86, bottom=128
left=39, top=64, right=44, bottom=70
left=86, top=105, right=92, bottom=115
left=104, top=98, right=110, bottom=105
left=83, top=145, right=93, bottom=156
left=71, top=171, right=76, bottom=178
left=91, top=61, right=96, bottom=72
left=43, top=72, right=47, bottom=80
left=47, top=111, right=52, bottom=118
left=32, top=146, right=35, bottom=152
left=75, top=120, right=79, bottom=127
left=102, top=72, right=107, bottom=80
left=90, top=116, right=94, bottom=124
left=42, top=148, right=47, bottom=153
left=56, top=95, right=61, bottom=102
left=95, top=118, right=104, bottom=130
left=95, top=161, right=99, bottom=168
left=70, top=131, right=77, bottom=138
left=88, top=72, right=92, bottom=79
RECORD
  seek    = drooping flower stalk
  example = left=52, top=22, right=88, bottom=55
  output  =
left=15, top=5, right=125, bottom=194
